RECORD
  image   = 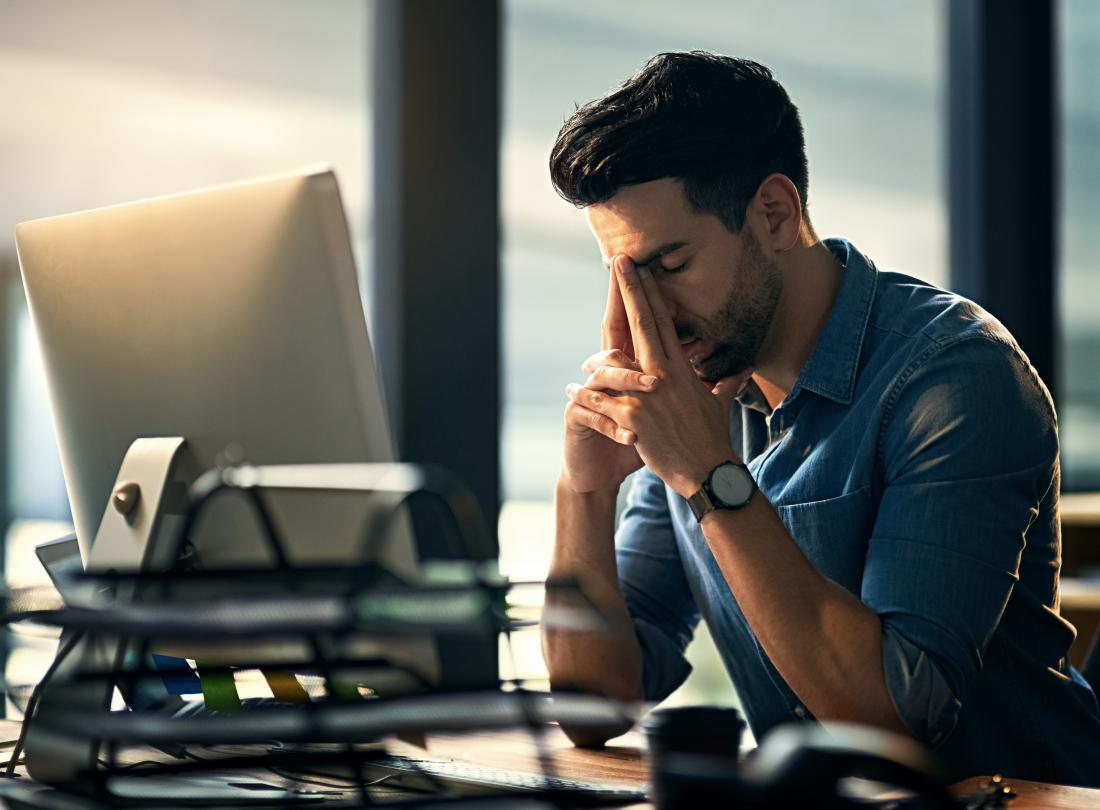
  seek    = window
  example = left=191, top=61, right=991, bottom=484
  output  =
left=1059, top=0, right=1100, bottom=490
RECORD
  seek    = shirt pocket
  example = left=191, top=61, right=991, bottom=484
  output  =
left=775, top=486, right=874, bottom=595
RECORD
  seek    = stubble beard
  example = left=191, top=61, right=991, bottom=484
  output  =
left=684, top=230, right=783, bottom=384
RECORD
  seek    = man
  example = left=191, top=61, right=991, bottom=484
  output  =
left=541, top=51, right=1100, bottom=785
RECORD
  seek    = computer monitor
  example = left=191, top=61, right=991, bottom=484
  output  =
left=14, top=169, right=493, bottom=688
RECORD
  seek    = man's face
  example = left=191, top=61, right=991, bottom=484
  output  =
left=585, top=178, right=783, bottom=383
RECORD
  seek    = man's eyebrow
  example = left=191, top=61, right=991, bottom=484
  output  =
left=602, top=241, right=689, bottom=270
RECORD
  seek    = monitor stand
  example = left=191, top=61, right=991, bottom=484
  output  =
left=25, top=437, right=189, bottom=785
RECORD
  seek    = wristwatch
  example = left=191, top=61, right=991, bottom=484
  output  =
left=687, top=461, right=757, bottom=521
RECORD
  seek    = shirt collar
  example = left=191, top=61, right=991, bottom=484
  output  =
left=791, top=237, right=877, bottom=406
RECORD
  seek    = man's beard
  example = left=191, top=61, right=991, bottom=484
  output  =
left=679, top=229, right=783, bottom=384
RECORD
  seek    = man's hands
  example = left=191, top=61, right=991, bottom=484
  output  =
left=560, top=259, right=656, bottom=494
left=563, top=255, right=751, bottom=499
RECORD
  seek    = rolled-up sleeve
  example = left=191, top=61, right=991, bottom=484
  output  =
left=863, top=334, right=1058, bottom=746
left=616, top=468, right=699, bottom=702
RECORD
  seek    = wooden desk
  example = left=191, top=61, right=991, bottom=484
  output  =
left=421, top=727, right=1100, bottom=809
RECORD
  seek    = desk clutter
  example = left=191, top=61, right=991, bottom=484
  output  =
left=0, top=459, right=644, bottom=807
left=0, top=457, right=1076, bottom=809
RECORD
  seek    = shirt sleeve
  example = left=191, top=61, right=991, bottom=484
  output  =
left=863, top=334, right=1059, bottom=747
left=615, top=467, right=700, bottom=702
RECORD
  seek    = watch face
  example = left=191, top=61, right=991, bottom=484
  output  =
left=711, top=463, right=755, bottom=506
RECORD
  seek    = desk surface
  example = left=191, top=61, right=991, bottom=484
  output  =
left=7, top=723, right=1099, bottom=808
left=420, top=727, right=1100, bottom=810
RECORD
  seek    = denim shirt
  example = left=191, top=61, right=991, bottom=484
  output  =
left=616, top=237, right=1100, bottom=785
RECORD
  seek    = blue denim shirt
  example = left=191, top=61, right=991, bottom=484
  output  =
left=616, top=238, right=1100, bottom=785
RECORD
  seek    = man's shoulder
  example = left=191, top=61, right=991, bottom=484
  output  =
left=868, top=270, right=1014, bottom=349
left=863, top=269, right=1030, bottom=380
left=856, top=268, right=1054, bottom=433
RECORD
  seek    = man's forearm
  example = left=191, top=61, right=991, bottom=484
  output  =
left=542, top=477, right=644, bottom=743
left=700, top=492, right=910, bottom=735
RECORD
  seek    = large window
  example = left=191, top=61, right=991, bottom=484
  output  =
left=0, top=0, right=370, bottom=549
left=500, top=0, right=946, bottom=702
left=0, top=0, right=370, bottom=711
left=1059, top=0, right=1100, bottom=490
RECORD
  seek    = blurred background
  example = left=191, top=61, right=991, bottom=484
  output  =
left=0, top=0, right=1096, bottom=720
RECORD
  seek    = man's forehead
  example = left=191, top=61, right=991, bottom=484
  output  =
left=585, top=179, right=695, bottom=266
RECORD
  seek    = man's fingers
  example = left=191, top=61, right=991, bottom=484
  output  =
left=581, top=348, right=640, bottom=375
left=614, top=255, right=666, bottom=368
left=633, top=258, right=680, bottom=360
left=564, top=401, right=636, bottom=445
left=601, top=263, right=633, bottom=356
left=585, top=365, right=658, bottom=392
left=565, top=382, right=638, bottom=432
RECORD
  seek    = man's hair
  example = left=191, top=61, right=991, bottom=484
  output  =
left=549, top=51, right=809, bottom=232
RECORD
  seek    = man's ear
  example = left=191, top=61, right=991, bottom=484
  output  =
left=749, top=173, right=802, bottom=252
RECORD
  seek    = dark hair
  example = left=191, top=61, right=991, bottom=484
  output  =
left=549, top=51, right=809, bottom=232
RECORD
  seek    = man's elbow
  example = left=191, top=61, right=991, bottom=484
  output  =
left=880, top=626, right=965, bottom=748
left=559, top=717, right=636, bottom=749
left=548, top=673, right=643, bottom=748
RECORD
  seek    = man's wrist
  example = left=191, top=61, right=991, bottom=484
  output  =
left=697, top=485, right=760, bottom=529
left=556, top=471, right=620, bottom=503
left=552, top=472, right=620, bottom=577
left=673, top=450, right=743, bottom=500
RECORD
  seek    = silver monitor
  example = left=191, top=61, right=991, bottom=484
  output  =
left=14, top=169, right=449, bottom=681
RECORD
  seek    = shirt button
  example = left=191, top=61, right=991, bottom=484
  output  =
left=793, top=705, right=807, bottom=718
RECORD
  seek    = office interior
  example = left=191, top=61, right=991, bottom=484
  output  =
left=0, top=0, right=1096, bottom=800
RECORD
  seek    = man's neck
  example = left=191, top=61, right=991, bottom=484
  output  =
left=752, top=235, right=844, bottom=411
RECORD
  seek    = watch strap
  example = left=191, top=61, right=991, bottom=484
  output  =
left=687, top=487, right=716, bottom=521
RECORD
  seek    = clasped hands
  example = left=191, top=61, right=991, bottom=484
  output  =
left=562, top=254, right=750, bottom=499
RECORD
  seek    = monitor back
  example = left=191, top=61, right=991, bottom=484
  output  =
left=14, top=171, right=476, bottom=686
left=15, top=171, right=411, bottom=565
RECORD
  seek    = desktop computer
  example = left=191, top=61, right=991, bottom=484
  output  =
left=17, top=170, right=413, bottom=574
left=13, top=170, right=506, bottom=784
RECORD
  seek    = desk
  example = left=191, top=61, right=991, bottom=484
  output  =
left=419, top=727, right=1100, bottom=809
left=7, top=724, right=1100, bottom=808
